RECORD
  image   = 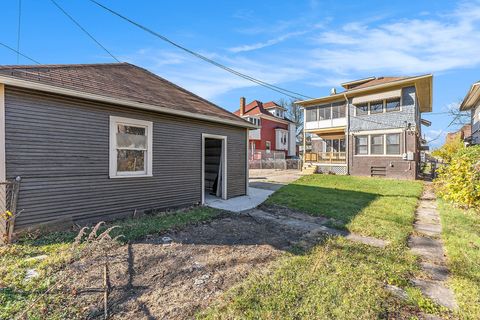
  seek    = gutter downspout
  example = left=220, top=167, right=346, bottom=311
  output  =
left=302, top=107, right=306, bottom=170
left=343, top=93, right=350, bottom=175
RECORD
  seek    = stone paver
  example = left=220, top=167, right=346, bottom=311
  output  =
left=408, top=185, right=457, bottom=310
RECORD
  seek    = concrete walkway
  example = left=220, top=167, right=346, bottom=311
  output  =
left=205, top=187, right=274, bottom=212
left=408, top=185, right=457, bottom=310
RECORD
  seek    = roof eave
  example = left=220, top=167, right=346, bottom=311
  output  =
left=460, top=82, right=480, bottom=111
left=0, top=75, right=257, bottom=129
left=295, top=74, right=433, bottom=112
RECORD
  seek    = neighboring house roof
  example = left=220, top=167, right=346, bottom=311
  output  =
left=460, top=81, right=480, bottom=111
left=263, top=101, right=287, bottom=110
left=297, top=74, right=433, bottom=113
left=0, top=63, right=256, bottom=129
left=233, top=100, right=293, bottom=122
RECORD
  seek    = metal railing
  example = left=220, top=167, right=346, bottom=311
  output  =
left=304, top=152, right=346, bottom=163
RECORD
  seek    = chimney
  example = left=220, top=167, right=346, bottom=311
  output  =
left=240, top=97, right=246, bottom=116
left=330, top=87, right=337, bottom=95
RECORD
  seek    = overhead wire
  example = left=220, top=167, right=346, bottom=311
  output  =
left=0, top=41, right=41, bottom=64
left=87, top=0, right=313, bottom=100
left=50, top=0, right=120, bottom=62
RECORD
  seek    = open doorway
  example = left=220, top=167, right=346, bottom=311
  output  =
left=202, top=134, right=227, bottom=204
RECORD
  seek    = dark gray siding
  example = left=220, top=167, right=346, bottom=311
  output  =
left=5, top=87, right=247, bottom=229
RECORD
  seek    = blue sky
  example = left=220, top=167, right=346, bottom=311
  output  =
left=1, top=0, right=480, bottom=146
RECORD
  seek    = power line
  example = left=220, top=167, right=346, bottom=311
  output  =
left=0, top=41, right=40, bottom=64
left=16, top=0, right=22, bottom=64
left=50, top=0, right=120, bottom=62
left=87, top=0, right=313, bottom=100
left=425, top=112, right=463, bottom=143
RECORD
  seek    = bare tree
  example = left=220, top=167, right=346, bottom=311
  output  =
left=277, top=98, right=303, bottom=142
left=446, top=102, right=471, bottom=127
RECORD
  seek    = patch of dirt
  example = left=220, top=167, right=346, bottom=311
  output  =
left=64, top=213, right=309, bottom=319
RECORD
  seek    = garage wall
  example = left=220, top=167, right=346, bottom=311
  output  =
left=5, top=86, right=247, bottom=229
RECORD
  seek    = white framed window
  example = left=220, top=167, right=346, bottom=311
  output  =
left=109, top=116, right=153, bottom=178
left=265, top=141, right=271, bottom=153
left=355, top=135, right=368, bottom=155
left=386, top=133, right=401, bottom=154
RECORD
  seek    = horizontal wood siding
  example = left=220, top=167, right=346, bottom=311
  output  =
left=5, top=87, right=247, bottom=229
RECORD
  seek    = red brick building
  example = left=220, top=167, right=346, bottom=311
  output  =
left=234, top=98, right=296, bottom=157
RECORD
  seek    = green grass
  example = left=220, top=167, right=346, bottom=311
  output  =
left=200, top=175, right=440, bottom=319
left=438, top=200, right=480, bottom=319
left=0, top=206, right=221, bottom=319
left=265, top=174, right=423, bottom=244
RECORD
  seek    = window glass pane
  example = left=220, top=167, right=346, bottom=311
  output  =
left=370, top=101, right=384, bottom=114
left=118, top=124, right=145, bottom=136
left=339, top=139, right=346, bottom=152
left=386, top=98, right=400, bottom=112
left=371, top=134, right=384, bottom=154
left=355, top=136, right=368, bottom=155
left=116, top=133, right=147, bottom=149
left=356, top=103, right=368, bottom=115
left=332, top=139, right=339, bottom=152
left=117, top=150, right=145, bottom=172
left=306, top=108, right=317, bottom=121
left=318, top=105, right=331, bottom=120
left=325, top=139, right=332, bottom=152
left=386, top=133, right=401, bottom=154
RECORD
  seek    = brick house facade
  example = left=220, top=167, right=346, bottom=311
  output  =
left=297, top=75, right=433, bottom=179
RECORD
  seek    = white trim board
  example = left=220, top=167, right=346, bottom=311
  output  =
left=201, top=133, right=228, bottom=204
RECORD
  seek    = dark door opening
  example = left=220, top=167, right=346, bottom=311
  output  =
left=204, top=138, right=223, bottom=199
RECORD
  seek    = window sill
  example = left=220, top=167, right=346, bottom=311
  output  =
left=109, top=174, right=153, bottom=179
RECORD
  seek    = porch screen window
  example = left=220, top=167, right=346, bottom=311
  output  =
left=355, top=136, right=368, bottom=155
left=306, top=108, right=317, bottom=121
left=386, top=133, right=401, bottom=154
left=370, top=134, right=384, bottom=154
left=370, top=101, right=384, bottom=114
left=386, top=98, right=401, bottom=112
left=318, top=105, right=331, bottom=120
left=356, top=103, right=368, bottom=115
left=110, top=116, right=153, bottom=178
left=332, top=102, right=346, bottom=118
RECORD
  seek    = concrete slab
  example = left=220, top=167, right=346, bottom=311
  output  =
left=205, top=187, right=274, bottom=212
left=408, top=236, right=445, bottom=263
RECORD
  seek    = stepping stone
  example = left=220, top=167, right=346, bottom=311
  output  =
left=420, top=262, right=449, bottom=281
left=345, top=233, right=388, bottom=248
left=409, top=236, right=445, bottom=263
left=411, top=279, right=458, bottom=310
left=414, top=222, right=442, bottom=237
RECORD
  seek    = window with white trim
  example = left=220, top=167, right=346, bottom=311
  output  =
left=370, top=134, right=384, bottom=154
left=110, top=116, right=153, bottom=178
left=386, top=133, right=401, bottom=154
left=355, top=136, right=368, bottom=155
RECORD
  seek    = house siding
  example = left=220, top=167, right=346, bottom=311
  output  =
left=4, top=87, right=247, bottom=229
left=472, top=105, right=480, bottom=144
left=349, top=86, right=417, bottom=131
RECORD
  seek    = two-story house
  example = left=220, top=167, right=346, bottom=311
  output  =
left=459, top=81, right=480, bottom=145
left=234, top=98, right=296, bottom=157
left=296, top=75, right=433, bottom=179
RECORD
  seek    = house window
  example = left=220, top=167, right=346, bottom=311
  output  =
left=386, top=98, right=401, bottom=112
left=356, top=103, right=368, bottom=116
left=331, top=102, right=346, bottom=119
left=265, top=141, right=271, bottom=153
left=386, top=133, right=401, bottom=154
left=318, top=105, right=331, bottom=120
left=247, top=117, right=260, bottom=126
left=355, top=136, right=368, bottom=155
left=306, top=107, right=317, bottom=121
left=370, top=134, right=384, bottom=154
left=110, top=116, right=153, bottom=178
left=370, top=101, right=384, bottom=114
